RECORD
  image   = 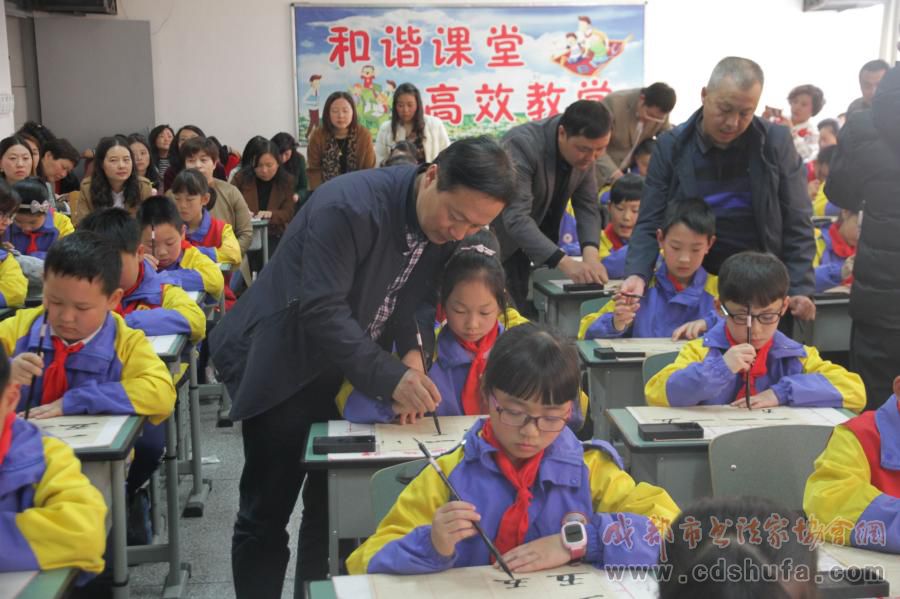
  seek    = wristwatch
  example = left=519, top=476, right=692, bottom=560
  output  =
left=561, top=520, right=587, bottom=561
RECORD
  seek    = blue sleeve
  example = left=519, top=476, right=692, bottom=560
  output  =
left=853, top=495, right=900, bottom=554
left=585, top=512, right=659, bottom=567
left=558, top=212, right=582, bottom=256
left=0, top=512, right=40, bottom=571
left=666, top=353, right=737, bottom=406
left=367, top=526, right=456, bottom=574
left=163, top=269, right=204, bottom=292
left=0, top=292, right=7, bottom=308
left=769, top=373, right=843, bottom=408
left=125, top=309, right=192, bottom=338
left=702, top=310, right=721, bottom=331
left=343, top=389, right=396, bottom=424
left=61, top=381, right=134, bottom=416
left=602, top=246, right=628, bottom=279
left=815, top=262, right=843, bottom=293
left=585, top=313, right=626, bottom=340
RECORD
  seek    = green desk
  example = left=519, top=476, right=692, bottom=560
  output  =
left=3, top=568, right=77, bottom=599
left=532, top=279, right=612, bottom=337
left=308, top=580, right=337, bottom=599
left=149, top=334, right=188, bottom=367
left=792, top=293, right=850, bottom=353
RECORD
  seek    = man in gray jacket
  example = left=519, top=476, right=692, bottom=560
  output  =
left=493, top=100, right=612, bottom=310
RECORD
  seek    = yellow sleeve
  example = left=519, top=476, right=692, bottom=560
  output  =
left=644, top=339, right=709, bottom=406
left=0, top=307, right=41, bottom=356
left=215, top=224, right=242, bottom=266
left=346, top=450, right=455, bottom=574
left=814, top=229, right=826, bottom=267
left=16, top=437, right=107, bottom=573
left=799, top=346, right=866, bottom=414
left=52, top=212, right=74, bottom=238
left=161, top=284, right=206, bottom=345
left=598, top=230, right=613, bottom=260
left=703, top=274, right=718, bottom=299
left=577, top=299, right=615, bottom=339
left=0, top=253, right=27, bottom=307
left=335, top=379, right=354, bottom=415
left=813, top=183, right=828, bottom=217
left=115, top=317, right=177, bottom=425
left=586, top=449, right=680, bottom=528
left=502, top=306, right=530, bottom=328
left=803, top=426, right=878, bottom=545
left=183, top=247, right=225, bottom=300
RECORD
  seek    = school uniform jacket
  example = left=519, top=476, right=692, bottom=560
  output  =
left=804, top=395, right=900, bottom=553
left=580, top=262, right=717, bottom=339
left=4, top=211, right=74, bottom=259
left=185, top=209, right=242, bottom=267
left=812, top=183, right=839, bottom=218
left=121, top=260, right=206, bottom=345
left=558, top=207, right=628, bottom=278
left=645, top=320, right=865, bottom=412
left=1, top=308, right=176, bottom=425
left=346, top=420, right=679, bottom=575
left=0, top=416, right=106, bottom=573
left=813, top=224, right=851, bottom=293
left=160, top=244, right=225, bottom=300
left=0, top=249, right=27, bottom=308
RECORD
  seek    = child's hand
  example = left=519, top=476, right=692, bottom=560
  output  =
left=499, top=533, right=571, bottom=573
left=143, top=252, right=161, bottom=271
left=730, top=389, right=779, bottom=409
left=722, top=344, right=756, bottom=374
left=611, top=296, right=639, bottom=331
left=391, top=404, right=421, bottom=425
left=841, top=256, right=855, bottom=280
left=672, top=319, right=707, bottom=340
left=22, top=399, right=63, bottom=419
left=11, top=353, right=43, bottom=386
left=2, top=241, right=14, bottom=251
left=431, top=501, right=481, bottom=557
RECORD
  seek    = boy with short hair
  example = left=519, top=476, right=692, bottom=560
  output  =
left=4, top=232, right=176, bottom=423
left=580, top=197, right=717, bottom=339
left=803, top=375, right=900, bottom=554
left=0, top=344, right=107, bottom=574
left=811, top=145, right=839, bottom=217
left=645, top=251, right=865, bottom=412
left=79, top=207, right=206, bottom=345
left=170, top=169, right=241, bottom=267
left=137, top=196, right=225, bottom=299
left=814, top=208, right=858, bottom=292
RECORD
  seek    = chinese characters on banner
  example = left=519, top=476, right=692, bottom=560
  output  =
left=293, top=5, right=644, bottom=142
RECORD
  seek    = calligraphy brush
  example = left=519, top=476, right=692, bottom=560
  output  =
left=414, top=320, right=441, bottom=435
left=415, top=438, right=515, bottom=580
left=24, top=311, right=49, bottom=420
left=745, top=308, right=752, bottom=411
left=151, top=224, right=156, bottom=258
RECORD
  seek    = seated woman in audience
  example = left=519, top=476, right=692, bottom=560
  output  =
left=149, top=124, right=175, bottom=180
left=270, top=131, right=309, bottom=208
left=788, top=84, right=826, bottom=162
left=814, top=208, right=858, bottom=292
left=307, top=91, right=376, bottom=190
left=347, top=323, right=678, bottom=575
left=69, top=135, right=153, bottom=225
left=127, top=133, right=162, bottom=191
left=5, top=178, right=74, bottom=259
left=162, top=124, right=226, bottom=190
left=374, top=83, right=450, bottom=165
left=35, top=138, right=80, bottom=197
left=0, top=136, right=34, bottom=186
left=15, top=121, right=50, bottom=175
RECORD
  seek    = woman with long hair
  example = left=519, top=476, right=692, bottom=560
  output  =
left=127, top=133, right=162, bottom=191
left=148, top=124, right=175, bottom=179
left=306, top=91, right=375, bottom=190
left=374, top=82, right=450, bottom=165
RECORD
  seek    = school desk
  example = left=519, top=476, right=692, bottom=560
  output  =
left=0, top=568, right=76, bottom=599
left=820, top=543, right=900, bottom=594
left=0, top=307, right=14, bottom=321
left=577, top=338, right=684, bottom=441
left=531, top=278, right=619, bottom=337
left=250, top=218, right=270, bottom=266
left=605, top=407, right=853, bottom=508
left=792, top=292, right=851, bottom=353
left=33, top=414, right=143, bottom=599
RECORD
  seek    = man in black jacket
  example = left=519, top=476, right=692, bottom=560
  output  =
left=210, top=137, right=515, bottom=599
left=826, top=64, right=900, bottom=409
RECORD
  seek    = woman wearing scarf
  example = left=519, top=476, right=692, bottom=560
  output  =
left=306, top=91, right=375, bottom=191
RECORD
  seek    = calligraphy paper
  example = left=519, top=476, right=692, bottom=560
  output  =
left=32, top=415, right=127, bottom=449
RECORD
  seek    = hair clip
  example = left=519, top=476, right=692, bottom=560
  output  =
left=26, top=200, right=50, bottom=214
left=458, top=244, right=496, bottom=257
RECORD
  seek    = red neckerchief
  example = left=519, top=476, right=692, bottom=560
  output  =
left=725, top=326, right=774, bottom=399
left=0, top=413, right=15, bottom=467
left=115, top=263, right=161, bottom=316
left=42, top=337, right=85, bottom=405
left=604, top=224, right=625, bottom=250
left=828, top=222, right=856, bottom=259
left=481, top=419, right=545, bottom=555
left=454, top=321, right=500, bottom=415
left=666, top=273, right=685, bottom=293
left=435, top=303, right=446, bottom=325
left=25, top=230, right=44, bottom=254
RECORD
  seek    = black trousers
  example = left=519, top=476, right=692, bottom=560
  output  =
left=503, top=250, right=536, bottom=318
left=850, top=321, right=900, bottom=411
left=232, top=372, right=341, bottom=599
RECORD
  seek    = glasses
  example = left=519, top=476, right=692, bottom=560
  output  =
left=720, top=303, right=782, bottom=325
left=489, top=394, right=569, bottom=432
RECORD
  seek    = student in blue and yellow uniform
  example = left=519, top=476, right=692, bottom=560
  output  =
left=803, top=375, right=900, bottom=554
left=580, top=197, right=718, bottom=340
left=646, top=251, right=865, bottom=412
left=4, top=177, right=73, bottom=259
left=347, top=324, right=678, bottom=575
left=170, top=169, right=241, bottom=267
left=136, top=196, right=225, bottom=299
left=4, top=232, right=176, bottom=423
left=0, top=181, right=28, bottom=307
left=0, top=344, right=107, bottom=575
left=813, top=208, right=858, bottom=293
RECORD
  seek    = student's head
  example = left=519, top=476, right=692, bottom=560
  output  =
left=416, top=136, right=514, bottom=244
left=180, top=137, right=219, bottom=184
left=126, top=133, right=153, bottom=179
left=43, top=232, right=124, bottom=343
left=608, top=174, right=643, bottom=240
left=0, top=135, right=35, bottom=185
left=37, top=138, right=79, bottom=183
left=391, top=83, right=425, bottom=137
left=702, top=57, right=764, bottom=148
left=481, top=324, right=580, bottom=463
left=656, top=197, right=716, bottom=285
left=79, top=208, right=144, bottom=289
left=639, top=82, right=676, bottom=124
left=137, top=195, right=185, bottom=269
left=717, top=252, right=790, bottom=349
left=787, top=84, right=825, bottom=123
left=382, top=140, right=418, bottom=167
left=89, top=135, right=141, bottom=210
left=17, top=121, right=57, bottom=173
left=240, top=136, right=285, bottom=184
left=171, top=169, right=214, bottom=228
left=858, top=59, right=890, bottom=104
left=816, top=118, right=839, bottom=149
left=632, top=138, right=657, bottom=176
left=557, top=100, right=612, bottom=170
left=440, top=229, right=506, bottom=342
left=322, top=92, right=358, bottom=138
left=271, top=132, right=298, bottom=165
left=814, top=144, right=836, bottom=181
left=149, top=124, right=175, bottom=156
left=12, top=177, right=51, bottom=232
left=836, top=208, right=860, bottom=247
left=0, top=180, right=21, bottom=236
left=175, top=125, right=205, bottom=150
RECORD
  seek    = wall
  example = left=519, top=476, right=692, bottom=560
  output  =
left=0, top=2, right=15, bottom=136
left=5, top=0, right=889, bottom=147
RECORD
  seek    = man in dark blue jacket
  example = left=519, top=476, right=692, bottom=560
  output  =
left=620, top=56, right=816, bottom=330
left=209, top=136, right=515, bottom=599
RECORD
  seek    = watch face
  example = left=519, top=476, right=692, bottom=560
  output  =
left=564, top=522, right=585, bottom=543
